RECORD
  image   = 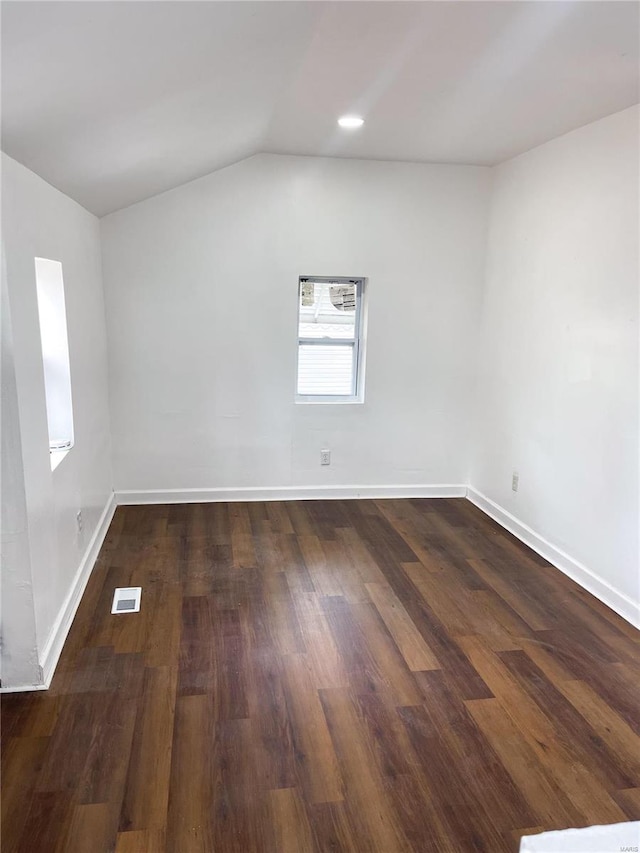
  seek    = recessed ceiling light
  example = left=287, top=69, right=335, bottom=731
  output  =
left=338, top=116, right=364, bottom=129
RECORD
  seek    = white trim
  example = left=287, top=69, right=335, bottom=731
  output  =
left=116, top=484, right=467, bottom=505
left=0, top=682, right=49, bottom=694
left=295, top=396, right=364, bottom=404
left=466, top=487, right=640, bottom=630
left=50, top=447, right=71, bottom=471
left=38, top=492, right=117, bottom=688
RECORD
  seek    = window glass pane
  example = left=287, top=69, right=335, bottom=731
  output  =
left=297, top=344, right=355, bottom=396
left=298, top=281, right=356, bottom=340
left=34, top=258, right=74, bottom=452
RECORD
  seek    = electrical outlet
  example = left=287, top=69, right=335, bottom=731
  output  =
left=511, top=471, right=519, bottom=492
left=76, top=510, right=83, bottom=533
left=320, top=449, right=331, bottom=466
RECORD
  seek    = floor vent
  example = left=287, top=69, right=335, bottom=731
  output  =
left=111, top=587, right=142, bottom=614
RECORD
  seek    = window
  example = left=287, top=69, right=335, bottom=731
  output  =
left=296, top=276, right=366, bottom=402
left=34, top=258, right=74, bottom=469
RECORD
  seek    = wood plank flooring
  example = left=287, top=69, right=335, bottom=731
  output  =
left=2, top=498, right=639, bottom=852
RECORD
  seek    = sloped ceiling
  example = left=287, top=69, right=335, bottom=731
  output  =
left=2, top=1, right=638, bottom=216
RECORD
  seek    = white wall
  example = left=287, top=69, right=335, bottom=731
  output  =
left=101, top=154, right=490, bottom=495
left=1, top=256, right=40, bottom=687
left=1, top=153, right=113, bottom=686
left=471, top=105, right=639, bottom=619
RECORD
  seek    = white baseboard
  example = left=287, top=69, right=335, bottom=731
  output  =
left=38, top=492, right=117, bottom=688
left=466, top=487, right=640, bottom=630
left=0, top=682, right=49, bottom=694
left=116, top=484, right=467, bottom=505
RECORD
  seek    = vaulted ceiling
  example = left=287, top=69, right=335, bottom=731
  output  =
left=2, top=1, right=638, bottom=216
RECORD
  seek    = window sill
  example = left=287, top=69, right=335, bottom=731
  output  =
left=50, top=448, right=71, bottom=471
left=295, top=396, right=365, bottom=405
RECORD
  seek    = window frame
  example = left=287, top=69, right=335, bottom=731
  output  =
left=295, top=275, right=366, bottom=404
left=34, top=257, right=75, bottom=470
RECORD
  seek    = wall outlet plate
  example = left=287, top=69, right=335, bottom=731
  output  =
left=321, top=449, right=331, bottom=466
left=512, top=471, right=519, bottom=492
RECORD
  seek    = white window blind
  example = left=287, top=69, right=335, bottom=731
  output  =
left=296, top=277, right=365, bottom=400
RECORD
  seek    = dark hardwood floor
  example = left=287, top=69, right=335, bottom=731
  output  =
left=2, top=498, right=639, bottom=852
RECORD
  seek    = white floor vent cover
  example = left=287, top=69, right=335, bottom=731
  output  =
left=111, top=587, right=142, bottom=614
